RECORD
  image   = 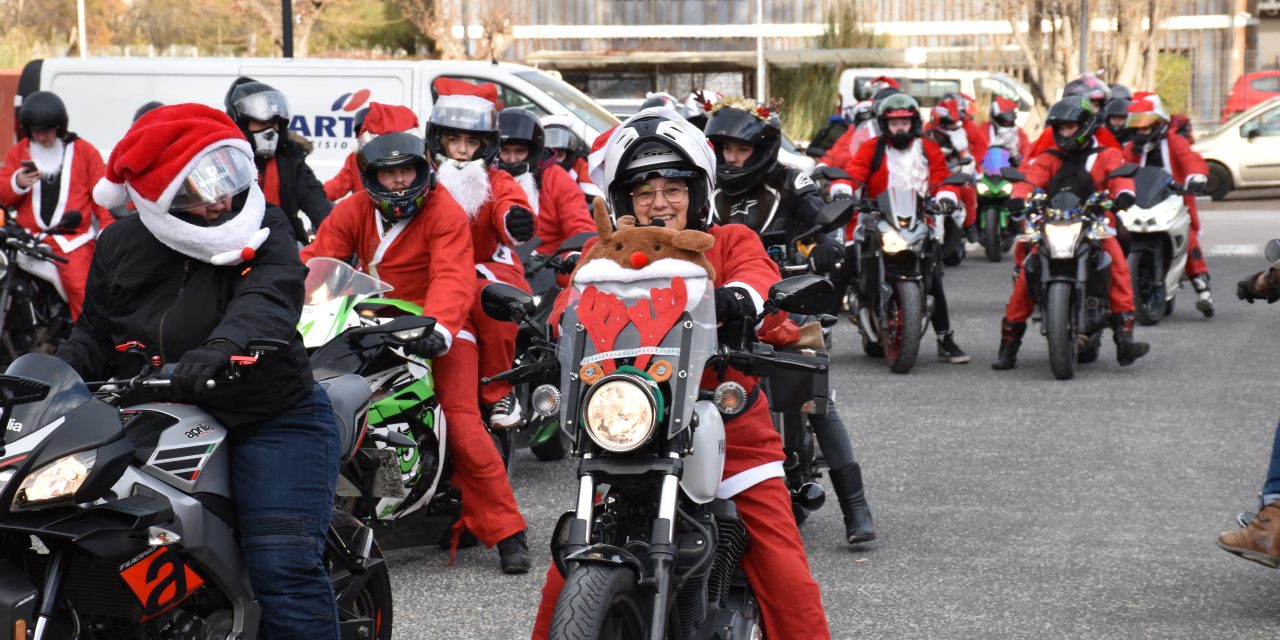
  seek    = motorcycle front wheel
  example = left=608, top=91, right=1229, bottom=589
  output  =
left=1128, top=248, right=1167, bottom=326
left=1045, top=282, right=1078, bottom=380
left=983, top=207, right=1002, bottom=262
left=883, top=281, right=923, bottom=374
left=550, top=564, right=647, bottom=640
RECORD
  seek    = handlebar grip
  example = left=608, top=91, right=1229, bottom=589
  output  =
left=140, top=379, right=217, bottom=390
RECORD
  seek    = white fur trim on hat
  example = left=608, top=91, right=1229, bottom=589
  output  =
left=93, top=176, right=128, bottom=209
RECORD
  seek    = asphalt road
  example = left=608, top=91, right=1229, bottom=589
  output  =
left=385, top=196, right=1280, bottom=639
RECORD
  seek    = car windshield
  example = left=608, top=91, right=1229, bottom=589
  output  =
left=515, top=71, right=620, bottom=137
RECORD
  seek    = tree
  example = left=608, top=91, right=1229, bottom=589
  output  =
left=1097, top=0, right=1172, bottom=92
left=995, top=0, right=1084, bottom=114
left=396, top=0, right=462, bottom=59
left=236, top=0, right=328, bottom=57
left=396, top=0, right=513, bottom=60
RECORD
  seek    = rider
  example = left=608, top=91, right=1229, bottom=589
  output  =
left=224, top=77, right=332, bottom=242
left=833, top=94, right=971, bottom=364
left=0, top=90, right=115, bottom=319
left=302, top=102, right=533, bottom=573
left=1103, top=97, right=1133, bottom=145
left=992, top=96, right=1149, bottom=370
left=496, top=107, right=595, bottom=257
left=531, top=107, right=831, bottom=640
left=1122, top=95, right=1214, bottom=317
left=541, top=114, right=603, bottom=203
left=926, top=96, right=985, bottom=239
left=706, top=97, right=877, bottom=544
left=426, top=91, right=538, bottom=432
left=1027, top=75, right=1122, bottom=159
left=981, top=96, right=1030, bottom=166
left=820, top=77, right=901, bottom=172
left=683, top=90, right=724, bottom=130
left=322, top=106, right=371, bottom=201
left=67, top=103, right=341, bottom=639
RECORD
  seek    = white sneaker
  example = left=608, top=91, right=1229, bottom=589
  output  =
left=488, top=392, right=523, bottom=429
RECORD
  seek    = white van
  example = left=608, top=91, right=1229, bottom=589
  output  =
left=837, top=68, right=1038, bottom=129
left=21, top=57, right=619, bottom=181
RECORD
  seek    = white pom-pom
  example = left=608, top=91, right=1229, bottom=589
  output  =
left=93, top=177, right=128, bottom=209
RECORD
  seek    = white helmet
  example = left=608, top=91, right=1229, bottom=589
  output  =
left=600, top=107, right=718, bottom=230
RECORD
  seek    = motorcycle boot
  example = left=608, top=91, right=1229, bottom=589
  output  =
left=1218, top=502, right=1280, bottom=568
left=991, top=319, right=1026, bottom=370
left=829, top=462, right=876, bottom=544
left=497, top=530, right=532, bottom=574
left=1191, top=274, right=1215, bottom=318
left=937, top=330, right=970, bottom=364
left=1110, top=313, right=1150, bottom=366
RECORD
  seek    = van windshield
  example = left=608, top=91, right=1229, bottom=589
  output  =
left=516, top=71, right=620, bottom=137
left=853, top=77, right=961, bottom=108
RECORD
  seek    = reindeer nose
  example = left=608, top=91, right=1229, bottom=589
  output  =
left=629, top=251, right=649, bottom=268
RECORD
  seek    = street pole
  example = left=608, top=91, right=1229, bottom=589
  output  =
left=282, top=0, right=294, bottom=58
left=756, top=0, right=765, bottom=100
left=1078, top=0, right=1088, bottom=75
left=76, top=0, right=87, bottom=58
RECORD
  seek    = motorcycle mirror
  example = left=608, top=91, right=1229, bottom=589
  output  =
left=347, top=314, right=436, bottom=343
left=813, top=166, right=852, bottom=182
left=804, top=146, right=825, bottom=158
left=556, top=231, right=596, bottom=255
left=942, top=173, right=971, bottom=187
left=767, top=275, right=835, bottom=316
left=1106, top=163, right=1139, bottom=180
left=795, top=200, right=856, bottom=242
left=481, top=281, right=536, bottom=322
left=1000, top=167, right=1027, bottom=182
left=1265, top=239, right=1280, bottom=263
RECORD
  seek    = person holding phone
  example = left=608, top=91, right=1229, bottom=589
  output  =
left=0, top=90, right=115, bottom=319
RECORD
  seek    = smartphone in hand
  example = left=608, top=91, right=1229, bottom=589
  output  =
left=19, top=160, right=36, bottom=173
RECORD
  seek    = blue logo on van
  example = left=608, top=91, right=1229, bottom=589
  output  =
left=289, top=89, right=371, bottom=150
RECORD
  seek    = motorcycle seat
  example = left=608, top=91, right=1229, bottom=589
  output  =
left=319, top=374, right=372, bottom=461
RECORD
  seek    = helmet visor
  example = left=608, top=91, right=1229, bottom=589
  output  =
left=429, top=97, right=498, bottom=132
left=543, top=126, right=576, bottom=151
left=234, top=90, right=290, bottom=122
left=877, top=94, right=918, bottom=117
left=1125, top=113, right=1165, bottom=130
left=170, top=147, right=257, bottom=211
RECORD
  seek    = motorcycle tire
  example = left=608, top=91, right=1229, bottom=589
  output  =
left=941, top=218, right=964, bottom=267
left=1077, top=332, right=1102, bottom=364
left=529, top=427, right=568, bottom=462
left=550, top=564, right=647, bottom=640
left=1128, top=248, right=1167, bottom=326
left=861, top=333, right=884, bottom=358
left=884, top=281, right=923, bottom=374
left=983, top=208, right=1002, bottom=263
left=328, top=509, right=394, bottom=640
left=1045, top=282, right=1078, bottom=381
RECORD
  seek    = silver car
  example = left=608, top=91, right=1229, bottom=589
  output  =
left=1194, top=96, right=1280, bottom=200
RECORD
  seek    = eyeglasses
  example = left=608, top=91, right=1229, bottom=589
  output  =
left=631, top=184, right=688, bottom=207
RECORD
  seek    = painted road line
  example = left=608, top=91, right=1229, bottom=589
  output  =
left=1207, top=243, right=1263, bottom=256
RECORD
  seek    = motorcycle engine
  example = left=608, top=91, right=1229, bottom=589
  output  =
left=155, top=609, right=233, bottom=640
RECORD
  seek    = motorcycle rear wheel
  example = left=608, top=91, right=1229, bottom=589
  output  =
left=884, top=281, right=923, bottom=374
left=550, top=564, right=647, bottom=640
left=329, top=509, right=394, bottom=640
left=983, top=208, right=1002, bottom=262
left=1045, top=282, right=1078, bottom=381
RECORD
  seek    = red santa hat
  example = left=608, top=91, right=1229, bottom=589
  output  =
left=870, top=75, right=901, bottom=90
left=361, top=102, right=420, bottom=136
left=994, top=96, right=1019, bottom=113
left=92, top=103, right=270, bottom=266
left=433, top=77, right=503, bottom=109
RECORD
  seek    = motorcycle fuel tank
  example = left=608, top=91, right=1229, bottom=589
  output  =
left=680, top=401, right=726, bottom=504
left=123, top=404, right=232, bottom=500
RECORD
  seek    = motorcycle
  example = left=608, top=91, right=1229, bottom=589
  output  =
left=0, top=346, right=392, bottom=639
left=975, top=149, right=1017, bottom=262
left=299, top=257, right=455, bottom=529
left=488, top=247, right=831, bottom=638
left=1118, top=166, right=1193, bottom=325
left=0, top=211, right=83, bottom=365
left=1003, top=164, right=1138, bottom=380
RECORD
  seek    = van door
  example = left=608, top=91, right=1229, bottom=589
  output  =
left=1238, top=104, right=1280, bottom=185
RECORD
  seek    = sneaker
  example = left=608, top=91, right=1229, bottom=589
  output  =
left=1192, top=275, right=1215, bottom=318
left=488, top=392, right=523, bottom=430
left=937, top=332, right=970, bottom=364
left=497, top=530, right=531, bottom=574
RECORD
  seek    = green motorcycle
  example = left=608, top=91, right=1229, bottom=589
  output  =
left=976, top=148, right=1018, bottom=262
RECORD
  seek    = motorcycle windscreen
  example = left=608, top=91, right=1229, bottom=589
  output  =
left=1133, top=166, right=1175, bottom=209
left=300, top=257, right=395, bottom=347
left=3, top=354, right=91, bottom=445
left=982, top=148, right=1012, bottom=175
left=559, top=265, right=716, bottom=438
left=877, top=188, right=922, bottom=228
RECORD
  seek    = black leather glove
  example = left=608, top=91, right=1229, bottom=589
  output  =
left=1113, top=192, right=1136, bottom=212
left=809, top=243, right=843, bottom=275
left=935, top=198, right=957, bottom=215
left=505, top=205, right=536, bottom=243
left=405, top=331, right=449, bottom=359
left=1006, top=197, right=1026, bottom=214
left=714, top=287, right=756, bottom=322
left=172, top=341, right=238, bottom=399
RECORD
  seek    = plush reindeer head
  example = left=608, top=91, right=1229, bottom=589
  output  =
left=579, top=197, right=716, bottom=281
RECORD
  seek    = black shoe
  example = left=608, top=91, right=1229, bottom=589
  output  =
left=937, top=331, right=970, bottom=364
left=1110, top=313, right=1150, bottom=366
left=965, top=225, right=979, bottom=243
left=829, top=463, right=876, bottom=545
left=991, top=319, right=1026, bottom=370
left=497, top=530, right=531, bottom=574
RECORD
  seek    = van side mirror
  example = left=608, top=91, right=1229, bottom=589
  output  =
left=1106, top=163, right=1139, bottom=180
left=1265, top=239, right=1280, bottom=263
left=767, top=275, right=834, bottom=316
left=481, top=281, right=536, bottom=322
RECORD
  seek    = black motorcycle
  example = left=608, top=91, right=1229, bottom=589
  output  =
left=0, top=211, right=83, bottom=365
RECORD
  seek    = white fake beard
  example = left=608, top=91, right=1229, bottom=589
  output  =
left=513, top=171, right=540, bottom=214
left=435, top=159, right=492, bottom=222
left=990, top=125, right=1019, bottom=152
left=885, top=140, right=930, bottom=197
left=29, top=139, right=65, bottom=179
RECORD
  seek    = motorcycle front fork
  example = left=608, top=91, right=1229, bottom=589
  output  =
left=31, top=547, right=69, bottom=640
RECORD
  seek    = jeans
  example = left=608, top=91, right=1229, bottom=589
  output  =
left=231, top=384, right=341, bottom=639
left=1264, top=417, right=1280, bottom=505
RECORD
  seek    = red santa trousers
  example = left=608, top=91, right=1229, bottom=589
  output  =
left=1005, top=235, right=1135, bottom=323
left=473, top=258, right=531, bottom=406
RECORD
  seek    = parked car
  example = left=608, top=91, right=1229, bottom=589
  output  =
left=18, top=57, right=619, bottom=182
left=1221, top=70, right=1280, bottom=123
left=1194, top=97, right=1280, bottom=200
left=838, top=67, right=1038, bottom=129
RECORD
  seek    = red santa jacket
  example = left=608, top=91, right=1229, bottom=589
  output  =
left=837, top=136, right=963, bottom=202
left=534, top=164, right=595, bottom=256
left=300, top=185, right=475, bottom=346
left=469, top=168, right=534, bottom=265
left=0, top=137, right=114, bottom=254
left=1122, top=133, right=1208, bottom=186
left=1027, top=127, right=1121, bottom=160
left=819, top=125, right=858, bottom=169
left=975, top=123, right=1031, bottom=165
left=1011, top=145, right=1136, bottom=201
left=924, top=119, right=988, bottom=170
left=323, top=151, right=360, bottom=201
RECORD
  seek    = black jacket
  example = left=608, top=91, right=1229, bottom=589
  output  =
left=714, top=164, right=833, bottom=245
left=56, top=207, right=314, bottom=429
left=265, top=132, right=332, bottom=242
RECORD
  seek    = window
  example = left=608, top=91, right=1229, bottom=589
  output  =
left=433, top=76, right=549, bottom=115
left=851, top=77, right=960, bottom=109
left=515, top=70, right=620, bottom=136
left=975, top=76, right=1026, bottom=110
left=1250, top=76, right=1280, bottom=93
left=1242, top=106, right=1280, bottom=138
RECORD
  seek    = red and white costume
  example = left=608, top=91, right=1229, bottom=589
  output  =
left=532, top=223, right=830, bottom=640
left=833, top=135, right=963, bottom=242
left=525, top=164, right=595, bottom=256
left=924, top=103, right=986, bottom=228
left=0, top=137, right=114, bottom=319
left=322, top=151, right=360, bottom=201
left=1123, top=132, right=1210, bottom=278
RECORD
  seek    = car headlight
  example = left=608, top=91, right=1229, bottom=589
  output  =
left=1001, top=182, right=1014, bottom=195
left=976, top=181, right=990, bottom=196
left=881, top=228, right=909, bottom=254
left=582, top=376, right=658, bottom=452
left=1043, top=222, right=1083, bottom=259
left=13, top=450, right=96, bottom=511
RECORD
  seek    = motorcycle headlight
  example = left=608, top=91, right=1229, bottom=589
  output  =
left=1043, top=222, right=1083, bottom=259
left=1001, top=182, right=1014, bottom=195
left=582, top=376, right=658, bottom=453
left=12, top=450, right=96, bottom=511
left=881, top=228, right=909, bottom=254
left=976, top=181, right=990, bottom=196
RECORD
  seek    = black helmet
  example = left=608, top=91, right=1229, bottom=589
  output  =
left=1045, top=96, right=1098, bottom=154
left=225, top=77, right=290, bottom=127
left=133, top=101, right=164, bottom=124
left=542, top=119, right=588, bottom=171
left=1063, top=75, right=1112, bottom=109
left=704, top=101, right=781, bottom=196
left=1109, top=84, right=1132, bottom=102
left=357, top=132, right=433, bottom=222
left=19, top=91, right=68, bottom=139
left=497, top=107, right=545, bottom=177
left=876, top=94, right=923, bottom=150
left=601, top=113, right=715, bottom=231
left=1102, top=98, right=1132, bottom=143
left=989, top=97, right=1019, bottom=129
left=352, top=107, right=370, bottom=137
left=870, top=86, right=903, bottom=112
left=425, top=95, right=500, bottom=167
